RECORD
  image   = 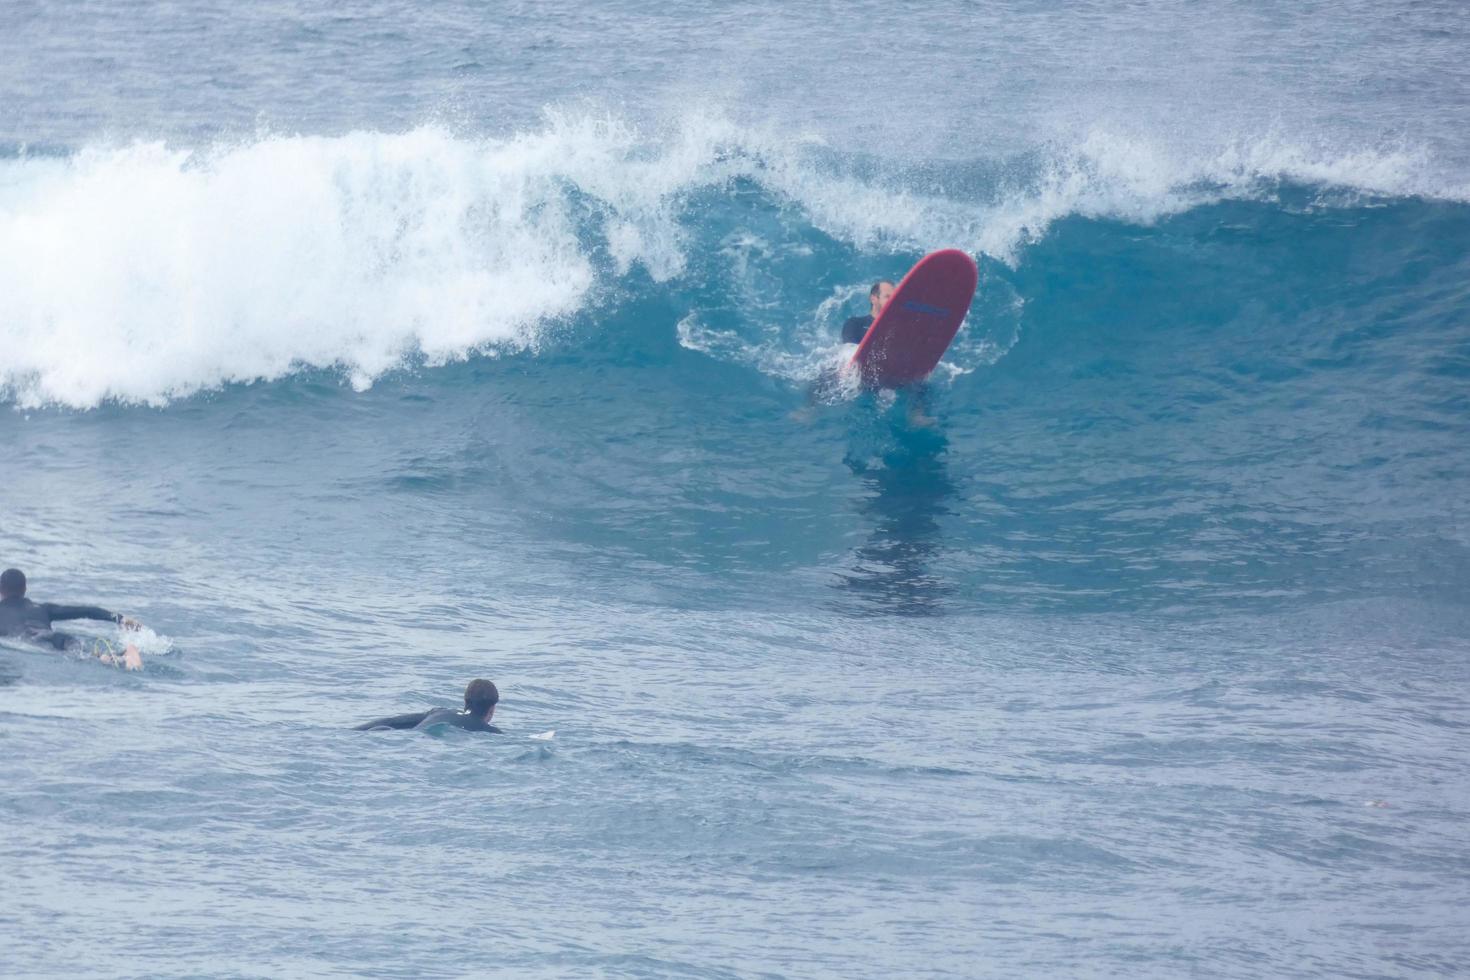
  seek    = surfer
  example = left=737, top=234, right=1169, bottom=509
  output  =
left=792, top=280, right=899, bottom=419
left=840, top=280, right=896, bottom=344
left=0, top=568, right=144, bottom=669
left=850, top=278, right=938, bottom=427
left=795, top=277, right=934, bottom=425
left=354, top=678, right=503, bottom=733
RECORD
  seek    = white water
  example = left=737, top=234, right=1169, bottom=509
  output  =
left=2, top=112, right=1462, bottom=409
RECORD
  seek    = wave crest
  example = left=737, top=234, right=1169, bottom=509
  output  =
left=1, top=112, right=1460, bottom=408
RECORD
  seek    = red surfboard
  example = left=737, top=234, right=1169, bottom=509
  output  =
left=849, top=249, right=978, bottom=388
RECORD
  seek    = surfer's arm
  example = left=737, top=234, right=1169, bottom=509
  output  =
left=41, top=603, right=122, bottom=624
left=354, top=711, right=430, bottom=731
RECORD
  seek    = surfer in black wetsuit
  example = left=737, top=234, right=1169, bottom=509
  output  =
left=794, top=279, right=905, bottom=418
left=840, top=280, right=896, bottom=345
left=800, top=277, right=937, bottom=426
left=355, top=678, right=503, bottom=733
left=0, top=568, right=144, bottom=669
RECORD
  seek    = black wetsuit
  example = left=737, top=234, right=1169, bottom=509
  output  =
left=354, top=707, right=502, bottom=733
left=841, top=315, right=873, bottom=344
left=0, top=596, right=120, bottom=650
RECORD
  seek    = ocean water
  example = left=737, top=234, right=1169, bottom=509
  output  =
left=3, top=2, right=1470, bottom=976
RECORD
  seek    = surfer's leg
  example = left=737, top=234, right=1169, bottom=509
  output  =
left=46, top=629, right=79, bottom=651
left=792, top=368, right=838, bottom=420
left=78, top=634, right=142, bottom=670
left=905, top=383, right=937, bottom=428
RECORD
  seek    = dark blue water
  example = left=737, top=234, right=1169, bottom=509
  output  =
left=3, top=2, right=1469, bottom=977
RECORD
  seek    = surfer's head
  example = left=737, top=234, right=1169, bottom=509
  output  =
left=0, top=568, right=25, bottom=598
left=464, top=678, right=499, bottom=720
left=869, top=281, right=895, bottom=317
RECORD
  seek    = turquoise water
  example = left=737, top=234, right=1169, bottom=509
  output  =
left=3, top=2, right=1469, bottom=976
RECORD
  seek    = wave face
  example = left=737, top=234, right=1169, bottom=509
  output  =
left=2, top=114, right=1468, bottom=617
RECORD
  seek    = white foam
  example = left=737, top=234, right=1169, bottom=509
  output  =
left=2, top=111, right=1460, bottom=407
left=677, top=310, right=855, bottom=390
left=0, top=118, right=710, bottom=408
left=758, top=125, right=1468, bottom=266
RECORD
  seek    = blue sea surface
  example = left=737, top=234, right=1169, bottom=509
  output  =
left=2, top=2, right=1469, bottom=977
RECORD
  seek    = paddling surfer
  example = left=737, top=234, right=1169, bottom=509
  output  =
left=355, top=678, right=503, bottom=733
left=0, top=568, right=144, bottom=669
